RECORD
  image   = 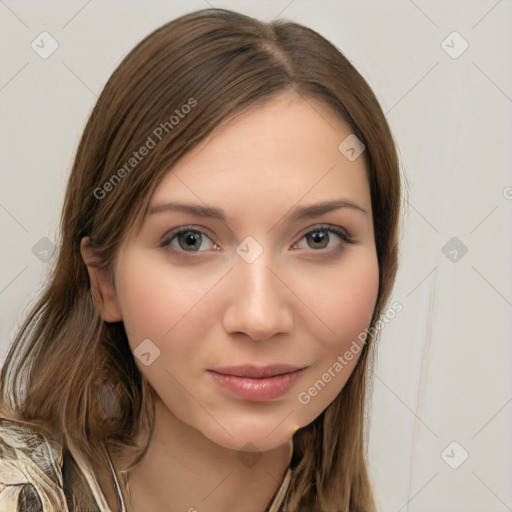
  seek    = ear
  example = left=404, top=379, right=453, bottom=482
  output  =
left=80, top=237, right=122, bottom=323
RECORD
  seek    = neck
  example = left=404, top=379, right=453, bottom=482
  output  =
left=122, top=395, right=292, bottom=512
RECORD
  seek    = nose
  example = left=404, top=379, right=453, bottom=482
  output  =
left=222, top=252, right=294, bottom=341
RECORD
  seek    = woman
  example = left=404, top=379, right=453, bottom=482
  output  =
left=0, top=7, right=401, bottom=511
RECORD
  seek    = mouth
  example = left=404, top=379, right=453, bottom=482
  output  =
left=206, top=364, right=306, bottom=401
left=208, top=364, right=304, bottom=379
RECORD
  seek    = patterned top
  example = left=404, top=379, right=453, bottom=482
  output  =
left=0, top=419, right=291, bottom=511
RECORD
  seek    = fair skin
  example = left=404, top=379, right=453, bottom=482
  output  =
left=81, top=90, right=379, bottom=512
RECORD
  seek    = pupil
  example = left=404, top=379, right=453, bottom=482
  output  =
left=308, top=231, right=328, bottom=249
left=179, top=231, right=201, bottom=251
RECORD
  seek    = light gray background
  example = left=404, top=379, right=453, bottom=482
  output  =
left=1, top=1, right=511, bottom=511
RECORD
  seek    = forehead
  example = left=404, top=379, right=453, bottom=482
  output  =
left=149, top=91, right=371, bottom=227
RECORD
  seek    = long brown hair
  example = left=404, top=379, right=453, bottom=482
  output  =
left=0, top=8, right=401, bottom=511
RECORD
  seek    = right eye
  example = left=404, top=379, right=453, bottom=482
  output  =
left=160, top=226, right=220, bottom=256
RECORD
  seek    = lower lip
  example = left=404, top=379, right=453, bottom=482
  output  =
left=206, top=369, right=304, bottom=401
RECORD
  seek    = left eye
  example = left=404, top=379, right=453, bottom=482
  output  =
left=293, top=226, right=354, bottom=251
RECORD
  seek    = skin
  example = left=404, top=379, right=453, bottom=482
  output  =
left=81, top=90, right=379, bottom=512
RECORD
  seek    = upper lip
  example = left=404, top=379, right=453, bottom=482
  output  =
left=208, top=364, right=304, bottom=379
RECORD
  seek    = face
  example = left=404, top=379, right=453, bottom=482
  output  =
left=100, top=91, right=379, bottom=453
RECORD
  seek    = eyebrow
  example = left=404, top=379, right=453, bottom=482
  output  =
left=148, top=199, right=367, bottom=221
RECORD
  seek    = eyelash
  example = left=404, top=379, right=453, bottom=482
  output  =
left=159, top=224, right=355, bottom=259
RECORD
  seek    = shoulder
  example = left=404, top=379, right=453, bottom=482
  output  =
left=0, top=418, right=70, bottom=512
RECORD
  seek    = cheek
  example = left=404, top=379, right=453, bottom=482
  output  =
left=293, top=251, right=379, bottom=420
left=335, top=259, right=380, bottom=337
left=114, top=267, right=170, bottom=344
left=113, top=250, right=219, bottom=346
left=299, top=249, right=380, bottom=349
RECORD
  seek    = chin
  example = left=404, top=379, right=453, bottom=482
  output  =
left=198, top=412, right=306, bottom=454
